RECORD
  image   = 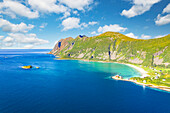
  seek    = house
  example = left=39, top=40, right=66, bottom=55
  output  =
left=155, top=76, right=159, bottom=79
left=143, top=80, right=146, bottom=83
left=119, top=76, right=123, bottom=79
left=115, top=75, right=119, bottom=78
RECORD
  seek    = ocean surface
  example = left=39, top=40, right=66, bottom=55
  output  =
left=0, top=49, right=170, bottom=113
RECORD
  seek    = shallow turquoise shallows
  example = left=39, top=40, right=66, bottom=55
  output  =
left=0, top=49, right=170, bottom=113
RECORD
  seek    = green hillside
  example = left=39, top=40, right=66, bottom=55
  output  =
left=51, top=32, right=170, bottom=68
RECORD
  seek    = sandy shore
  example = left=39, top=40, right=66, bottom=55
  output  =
left=81, top=59, right=150, bottom=78
left=82, top=59, right=170, bottom=92
left=122, top=64, right=150, bottom=78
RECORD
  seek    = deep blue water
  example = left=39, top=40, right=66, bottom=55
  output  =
left=0, top=49, right=170, bottom=113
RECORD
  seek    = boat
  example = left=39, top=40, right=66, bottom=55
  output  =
left=22, top=65, right=33, bottom=69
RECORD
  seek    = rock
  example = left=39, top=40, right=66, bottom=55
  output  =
left=50, top=37, right=73, bottom=55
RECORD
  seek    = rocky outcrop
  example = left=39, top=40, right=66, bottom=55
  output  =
left=50, top=37, right=73, bottom=55
left=128, top=58, right=143, bottom=64
left=153, top=46, right=169, bottom=66
left=77, top=53, right=85, bottom=58
left=154, top=46, right=168, bottom=56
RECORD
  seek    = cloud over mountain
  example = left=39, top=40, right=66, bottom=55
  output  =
left=62, top=17, right=97, bottom=31
left=98, top=24, right=127, bottom=33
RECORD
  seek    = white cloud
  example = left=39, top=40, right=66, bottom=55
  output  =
left=163, top=3, right=170, bottom=14
left=155, top=14, right=170, bottom=25
left=73, top=10, right=80, bottom=16
left=154, top=34, right=167, bottom=38
left=0, top=0, right=94, bottom=20
left=59, top=0, right=93, bottom=10
left=91, top=31, right=96, bottom=35
left=125, top=32, right=166, bottom=39
left=140, top=34, right=151, bottom=39
left=62, top=17, right=97, bottom=31
left=0, top=0, right=39, bottom=19
left=0, top=36, right=4, bottom=40
left=121, top=0, right=161, bottom=18
left=97, top=24, right=127, bottom=33
left=24, top=44, right=34, bottom=49
left=2, top=33, right=49, bottom=48
left=39, top=23, right=48, bottom=29
left=0, top=18, right=34, bottom=33
left=80, top=21, right=98, bottom=28
left=73, top=10, right=78, bottom=14
left=8, top=33, right=49, bottom=45
left=4, top=42, right=13, bottom=47
left=125, top=32, right=138, bottom=39
left=81, top=22, right=88, bottom=28
left=60, top=11, right=71, bottom=19
left=88, top=21, right=98, bottom=25
left=155, top=4, right=170, bottom=26
left=62, top=17, right=81, bottom=31
left=3, top=36, right=14, bottom=42
left=2, top=36, right=14, bottom=47
left=28, top=0, right=68, bottom=14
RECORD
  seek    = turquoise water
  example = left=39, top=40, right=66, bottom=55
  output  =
left=0, top=49, right=170, bottom=113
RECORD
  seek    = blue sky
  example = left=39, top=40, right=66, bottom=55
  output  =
left=0, top=0, right=170, bottom=49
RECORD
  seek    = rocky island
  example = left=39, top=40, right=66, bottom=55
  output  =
left=50, top=32, right=170, bottom=92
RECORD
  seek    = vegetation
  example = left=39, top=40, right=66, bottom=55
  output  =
left=51, top=31, right=170, bottom=88
left=54, top=32, right=170, bottom=67
left=130, top=65, right=170, bottom=87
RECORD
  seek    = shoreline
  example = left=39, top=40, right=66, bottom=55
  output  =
left=81, top=59, right=150, bottom=78
left=56, top=58, right=170, bottom=92
left=122, top=63, right=150, bottom=78
left=112, top=77, right=170, bottom=92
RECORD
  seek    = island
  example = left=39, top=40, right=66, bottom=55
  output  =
left=50, top=32, right=170, bottom=92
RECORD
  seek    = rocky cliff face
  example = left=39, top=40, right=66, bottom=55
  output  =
left=50, top=37, right=73, bottom=55
left=51, top=32, right=170, bottom=67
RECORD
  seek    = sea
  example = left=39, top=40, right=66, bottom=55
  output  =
left=0, top=49, right=170, bottom=113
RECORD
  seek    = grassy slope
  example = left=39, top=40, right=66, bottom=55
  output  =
left=54, top=32, right=170, bottom=87
left=59, top=32, right=170, bottom=66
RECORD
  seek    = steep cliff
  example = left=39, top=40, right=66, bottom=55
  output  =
left=51, top=32, right=170, bottom=67
left=50, top=37, right=73, bottom=55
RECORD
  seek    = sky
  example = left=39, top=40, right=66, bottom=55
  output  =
left=0, top=0, right=170, bottom=49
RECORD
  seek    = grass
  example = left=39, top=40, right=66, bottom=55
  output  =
left=52, top=32, right=170, bottom=88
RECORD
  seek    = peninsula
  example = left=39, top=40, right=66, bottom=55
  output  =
left=50, top=32, right=170, bottom=92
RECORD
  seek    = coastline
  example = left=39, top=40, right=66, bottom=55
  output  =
left=112, top=77, right=170, bottom=92
left=56, top=58, right=170, bottom=92
left=122, top=63, right=150, bottom=78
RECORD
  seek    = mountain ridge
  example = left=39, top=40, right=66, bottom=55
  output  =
left=51, top=32, right=170, bottom=67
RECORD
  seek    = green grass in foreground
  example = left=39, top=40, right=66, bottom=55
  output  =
left=130, top=65, right=170, bottom=87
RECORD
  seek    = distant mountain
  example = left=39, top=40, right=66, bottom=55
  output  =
left=50, top=32, right=170, bottom=67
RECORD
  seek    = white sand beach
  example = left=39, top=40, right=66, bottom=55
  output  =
left=123, top=64, right=150, bottom=78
